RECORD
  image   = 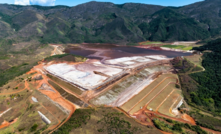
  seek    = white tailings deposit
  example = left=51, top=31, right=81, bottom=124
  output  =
left=90, top=75, right=154, bottom=106
left=45, top=55, right=170, bottom=91
left=45, top=63, right=123, bottom=90
left=104, top=55, right=169, bottom=68
left=32, top=96, right=38, bottom=102
left=172, top=41, right=197, bottom=45
left=38, top=111, right=51, bottom=124
left=90, top=65, right=172, bottom=106
left=0, top=108, right=12, bottom=117
left=111, top=75, right=154, bottom=107
left=144, top=66, right=171, bottom=74
left=145, top=55, right=168, bottom=60
left=39, top=83, right=55, bottom=93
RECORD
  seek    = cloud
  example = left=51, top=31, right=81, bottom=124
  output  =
left=14, top=0, right=56, bottom=6
left=30, top=0, right=56, bottom=6
left=14, top=0, right=30, bottom=5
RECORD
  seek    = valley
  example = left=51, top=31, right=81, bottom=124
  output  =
left=0, top=41, right=218, bottom=134
left=0, top=1, right=221, bottom=133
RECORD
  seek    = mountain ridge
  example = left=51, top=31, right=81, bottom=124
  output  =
left=0, top=0, right=220, bottom=44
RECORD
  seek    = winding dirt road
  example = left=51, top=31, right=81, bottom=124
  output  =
left=0, top=81, right=29, bottom=96
left=26, top=62, right=76, bottom=134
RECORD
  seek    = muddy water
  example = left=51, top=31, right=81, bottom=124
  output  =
left=111, top=46, right=192, bottom=58
left=65, top=44, right=192, bottom=59
left=64, top=47, right=95, bottom=57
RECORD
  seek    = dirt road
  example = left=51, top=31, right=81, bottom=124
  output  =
left=48, top=107, right=75, bottom=134
left=50, top=45, right=64, bottom=56
left=26, top=63, right=76, bottom=134
left=0, top=118, right=18, bottom=130
left=0, top=80, right=29, bottom=96
left=126, top=77, right=177, bottom=114
left=155, top=89, right=175, bottom=112
left=111, top=75, right=154, bottom=107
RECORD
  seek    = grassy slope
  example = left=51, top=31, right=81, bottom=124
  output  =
left=0, top=87, right=52, bottom=133
left=0, top=40, right=53, bottom=86
left=53, top=107, right=161, bottom=134
left=153, top=117, right=207, bottom=134
left=162, top=45, right=193, bottom=51
left=0, top=2, right=217, bottom=44
left=175, top=38, right=221, bottom=132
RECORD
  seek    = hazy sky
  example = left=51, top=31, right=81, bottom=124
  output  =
left=1, top=0, right=203, bottom=7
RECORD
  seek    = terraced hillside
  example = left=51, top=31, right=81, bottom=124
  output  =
left=120, top=74, right=182, bottom=116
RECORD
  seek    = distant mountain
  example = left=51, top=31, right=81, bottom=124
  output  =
left=0, top=0, right=220, bottom=44
left=179, top=0, right=221, bottom=37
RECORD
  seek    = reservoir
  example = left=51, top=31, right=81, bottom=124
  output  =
left=65, top=43, right=192, bottom=59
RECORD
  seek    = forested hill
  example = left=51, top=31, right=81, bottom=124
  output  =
left=190, top=39, right=221, bottom=112
left=0, top=0, right=221, bottom=44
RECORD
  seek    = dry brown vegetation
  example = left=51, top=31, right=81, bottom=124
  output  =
left=120, top=74, right=181, bottom=116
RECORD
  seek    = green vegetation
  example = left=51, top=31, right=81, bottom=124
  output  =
left=0, top=39, right=15, bottom=53
left=145, top=8, right=210, bottom=41
left=175, top=84, right=180, bottom=89
left=189, top=110, right=221, bottom=132
left=44, top=54, right=70, bottom=61
left=126, top=43, right=139, bottom=46
left=94, top=17, right=144, bottom=43
left=0, top=55, right=9, bottom=60
left=187, top=39, right=221, bottom=112
left=0, top=12, right=12, bottom=24
left=31, top=5, right=71, bottom=10
left=30, top=124, right=38, bottom=132
left=97, top=112, right=139, bottom=134
left=18, top=128, right=25, bottom=132
left=41, top=17, right=71, bottom=44
left=1, top=0, right=221, bottom=44
left=175, top=38, right=221, bottom=131
left=1, top=1, right=221, bottom=44
left=142, top=42, right=162, bottom=45
left=0, top=62, right=37, bottom=87
left=99, top=13, right=117, bottom=20
left=53, top=109, right=93, bottom=134
left=162, top=45, right=193, bottom=50
left=172, top=57, right=203, bottom=74
left=53, top=108, right=151, bottom=134
left=183, top=46, right=193, bottom=50
left=34, top=125, right=49, bottom=134
left=44, top=53, right=87, bottom=62
left=153, top=118, right=207, bottom=134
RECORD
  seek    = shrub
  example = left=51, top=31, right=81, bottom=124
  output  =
left=175, top=84, right=180, bottom=89
left=30, top=124, right=38, bottom=132
left=172, top=124, right=182, bottom=132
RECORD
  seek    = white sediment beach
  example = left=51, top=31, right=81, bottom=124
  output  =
left=45, top=63, right=123, bottom=89
left=145, top=55, right=168, bottom=60
left=105, top=55, right=169, bottom=67
left=45, top=55, right=170, bottom=90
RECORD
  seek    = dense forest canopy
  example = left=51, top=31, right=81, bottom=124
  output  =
left=1, top=0, right=221, bottom=44
left=190, top=39, right=221, bottom=112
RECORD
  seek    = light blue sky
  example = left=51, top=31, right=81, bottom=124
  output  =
left=1, top=0, right=203, bottom=7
